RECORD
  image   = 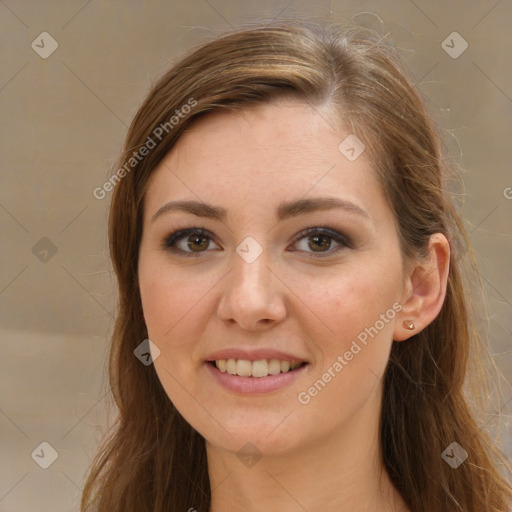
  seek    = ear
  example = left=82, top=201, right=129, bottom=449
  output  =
left=393, top=233, right=450, bottom=342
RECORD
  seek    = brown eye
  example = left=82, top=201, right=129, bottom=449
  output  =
left=291, top=227, right=351, bottom=257
left=187, top=234, right=210, bottom=252
left=162, top=228, right=220, bottom=256
left=307, top=234, right=332, bottom=252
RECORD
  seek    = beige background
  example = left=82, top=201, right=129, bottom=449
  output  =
left=1, top=1, right=511, bottom=510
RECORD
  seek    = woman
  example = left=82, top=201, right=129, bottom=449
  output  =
left=81, top=19, right=512, bottom=512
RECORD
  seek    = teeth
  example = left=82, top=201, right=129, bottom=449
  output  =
left=226, top=358, right=236, bottom=375
left=236, top=359, right=252, bottom=377
left=252, top=360, right=268, bottom=378
left=268, top=359, right=281, bottom=374
left=214, top=358, right=304, bottom=377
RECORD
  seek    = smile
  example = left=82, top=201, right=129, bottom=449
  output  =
left=205, top=359, right=309, bottom=394
left=212, top=358, right=307, bottom=377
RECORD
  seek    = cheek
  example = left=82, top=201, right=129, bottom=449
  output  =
left=139, top=272, right=171, bottom=338
left=287, top=260, right=400, bottom=350
left=138, top=260, right=205, bottom=401
left=287, top=263, right=401, bottom=413
left=139, top=257, right=207, bottom=342
left=293, top=270, right=398, bottom=419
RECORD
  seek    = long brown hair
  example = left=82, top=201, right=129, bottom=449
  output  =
left=81, top=19, right=512, bottom=511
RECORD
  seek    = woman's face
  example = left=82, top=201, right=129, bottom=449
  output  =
left=138, top=99, right=408, bottom=456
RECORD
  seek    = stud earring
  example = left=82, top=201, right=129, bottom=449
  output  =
left=403, top=320, right=415, bottom=330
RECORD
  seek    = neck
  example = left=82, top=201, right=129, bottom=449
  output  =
left=206, top=385, right=409, bottom=512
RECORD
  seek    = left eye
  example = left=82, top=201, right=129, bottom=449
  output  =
left=290, top=227, right=351, bottom=257
left=161, top=227, right=351, bottom=257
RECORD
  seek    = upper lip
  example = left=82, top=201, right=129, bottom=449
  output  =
left=205, top=348, right=309, bottom=363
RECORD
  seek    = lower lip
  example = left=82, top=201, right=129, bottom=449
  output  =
left=205, top=362, right=309, bottom=394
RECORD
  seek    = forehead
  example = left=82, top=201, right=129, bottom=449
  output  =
left=143, top=99, right=384, bottom=222
left=169, top=99, right=347, bottom=169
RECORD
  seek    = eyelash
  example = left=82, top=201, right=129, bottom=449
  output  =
left=161, top=226, right=353, bottom=258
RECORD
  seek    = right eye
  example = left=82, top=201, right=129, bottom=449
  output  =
left=161, top=227, right=221, bottom=257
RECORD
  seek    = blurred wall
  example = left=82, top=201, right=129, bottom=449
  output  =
left=1, top=1, right=511, bottom=510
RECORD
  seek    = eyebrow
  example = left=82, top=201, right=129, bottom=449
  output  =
left=151, top=197, right=370, bottom=224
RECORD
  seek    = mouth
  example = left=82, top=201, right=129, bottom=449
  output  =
left=208, top=358, right=308, bottom=378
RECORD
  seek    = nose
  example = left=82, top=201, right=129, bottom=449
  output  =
left=216, top=248, right=287, bottom=331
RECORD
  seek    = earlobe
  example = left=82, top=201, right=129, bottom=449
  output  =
left=403, top=319, right=415, bottom=331
left=393, top=233, right=450, bottom=342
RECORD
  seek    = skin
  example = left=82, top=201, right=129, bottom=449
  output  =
left=138, top=98, right=450, bottom=512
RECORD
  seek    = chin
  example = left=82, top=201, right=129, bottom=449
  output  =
left=192, top=407, right=308, bottom=458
